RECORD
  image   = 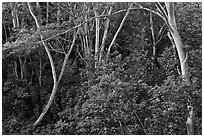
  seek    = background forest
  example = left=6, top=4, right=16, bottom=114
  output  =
left=2, top=2, right=202, bottom=135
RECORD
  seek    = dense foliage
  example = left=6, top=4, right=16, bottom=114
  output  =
left=2, top=2, right=202, bottom=135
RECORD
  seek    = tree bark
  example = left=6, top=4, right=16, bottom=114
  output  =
left=186, top=104, right=195, bottom=135
left=18, top=56, right=24, bottom=80
left=15, top=7, right=20, bottom=28
left=28, top=3, right=40, bottom=28
left=149, top=11, right=156, bottom=57
left=28, top=2, right=78, bottom=126
left=99, top=4, right=113, bottom=64
left=165, top=2, right=189, bottom=82
left=107, top=3, right=133, bottom=57
left=94, top=3, right=100, bottom=68
left=10, top=3, right=18, bottom=29
left=28, top=2, right=57, bottom=126
left=57, top=30, right=79, bottom=83
left=165, top=2, right=194, bottom=134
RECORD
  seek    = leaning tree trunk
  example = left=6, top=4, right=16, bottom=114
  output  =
left=107, top=3, right=133, bottom=57
left=165, top=3, right=189, bottom=83
left=27, top=2, right=78, bottom=126
left=144, top=2, right=195, bottom=134
left=165, top=2, right=194, bottom=135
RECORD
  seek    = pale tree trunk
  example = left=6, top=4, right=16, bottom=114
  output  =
left=28, top=3, right=40, bottom=28
left=94, top=3, right=100, bottom=68
left=18, top=57, right=23, bottom=79
left=83, top=3, right=92, bottom=60
left=28, top=2, right=78, bottom=126
left=149, top=11, right=156, bottom=57
left=165, top=3, right=189, bottom=82
left=28, top=2, right=57, bottom=126
left=15, top=8, right=20, bottom=28
left=99, top=4, right=113, bottom=65
left=10, top=3, right=18, bottom=29
left=74, top=3, right=93, bottom=67
left=107, top=3, right=133, bottom=57
left=140, top=2, right=195, bottom=134
left=57, top=30, right=79, bottom=83
left=165, top=2, right=194, bottom=135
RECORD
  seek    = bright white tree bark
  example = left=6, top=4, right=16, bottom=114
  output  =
left=165, top=2, right=189, bottom=83
left=94, top=3, right=100, bottom=68
left=99, top=4, right=113, bottom=64
left=28, top=2, right=78, bottom=126
left=139, top=2, right=194, bottom=134
left=107, top=3, right=133, bottom=57
left=159, top=2, right=193, bottom=134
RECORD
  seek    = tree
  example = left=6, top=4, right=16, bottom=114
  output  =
left=2, top=2, right=201, bottom=135
left=27, top=2, right=79, bottom=126
left=139, top=2, right=194, bottom=134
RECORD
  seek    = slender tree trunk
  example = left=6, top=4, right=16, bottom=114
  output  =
left=149, top=11, right=156, bottom=57
left=18, top=56, right=24, bottom=79
left=99, top=4, right=113, bottom=64
left=28, top=2, right=78, bottom=126
left=107, top=3, right=133, bottom=57
left=57, top=30, right=79, bottom=83
left=10, top=3, right=18, bottom=29
left=28, top=3, right=40, bottom=28
left=94, top=3, right=100, bottom=68
left=28, top=2, right=57, bottom=126
left=83, top=3, right=91, bottom=60
left=15, top=7, right=20, bottom=28
left=165, top=3, right=189, bottom=82
left=165, top=2, right=194, bottom=135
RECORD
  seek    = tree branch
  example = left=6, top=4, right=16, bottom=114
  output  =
left=107, top=3, right=133, bottom=56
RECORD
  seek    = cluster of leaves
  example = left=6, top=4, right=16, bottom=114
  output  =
left=175, top=2, right=202, bottom=50
left=2, top=45, right=202, bottom=135
left=50, top=47, right=201, bottom=135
